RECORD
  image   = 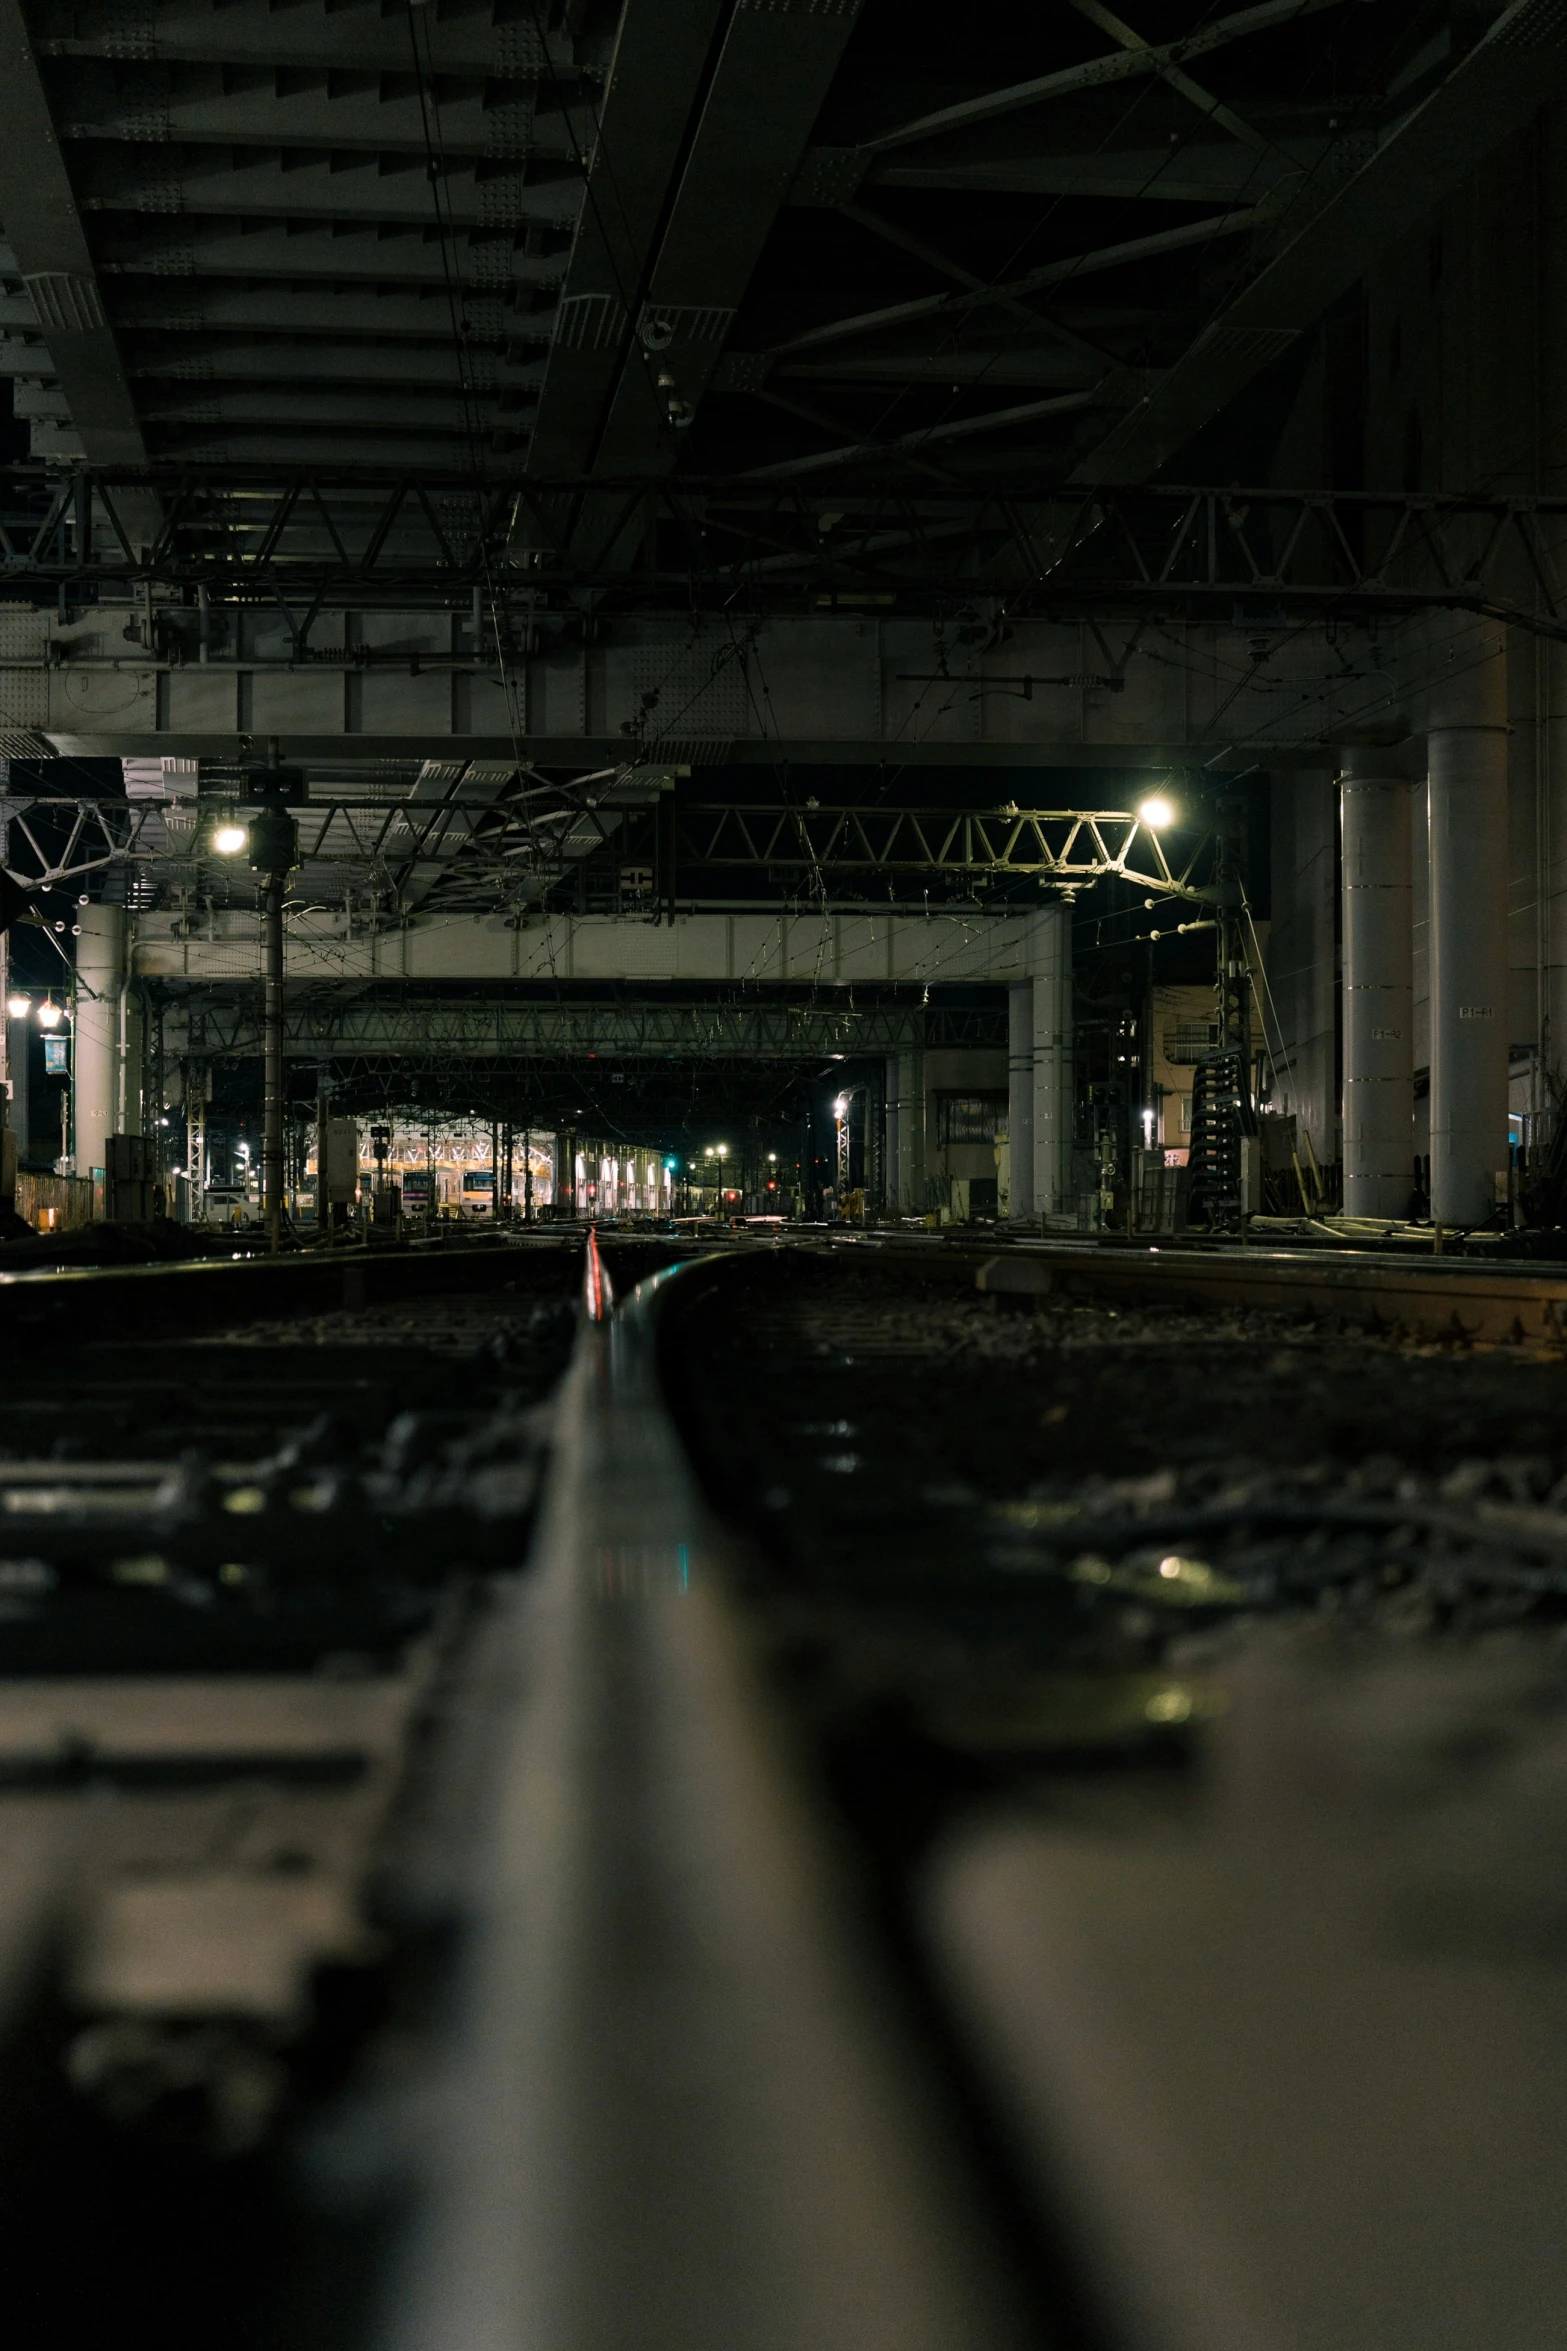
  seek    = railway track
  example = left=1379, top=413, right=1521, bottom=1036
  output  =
left=840, top=1225, right=1567, bottom=1349
left=5, top=1229, right=1567, bottom=2349
left=0, top=1233, right=679, bottom=2350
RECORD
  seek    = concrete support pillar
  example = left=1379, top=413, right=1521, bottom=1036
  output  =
left=74, top=904, right=126, bottom=1185
left=893, top=1048, right=924, bottom=1210
left=1031, top=904, right=1072, bottom=1219
left=1008, top=983, right=1035, bottom=1218
left=1340, top=755, right=1414, bottom=1216
left=1428, top=619, right=1510, bottom=1226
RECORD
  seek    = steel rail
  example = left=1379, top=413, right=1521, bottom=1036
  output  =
left=386, top=1247, right=1041, bottom=2351
left=909, top=1232, right=1567, bottom=1350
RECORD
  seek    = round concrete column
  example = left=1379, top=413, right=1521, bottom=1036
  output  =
left=74, top=904, right=126, bottom=1183
left=1340, top=754, right=1414, bottom=1216
left=1007, top=982, right=1035, bottom=1217
left=1427, top=619, right=1510, bottom=1227
left=1031, top=903, right=1072, bottom=1219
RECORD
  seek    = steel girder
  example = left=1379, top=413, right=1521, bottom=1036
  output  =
left=164, top=993, right=1002, bottom=1063
left=5, top=478, right=1567, bottom=640
left=1, top=790, right=1210, bottom=916
left=675, top=804, right=1208, bottom=899
left=0, top=0, right=1551, bottom=497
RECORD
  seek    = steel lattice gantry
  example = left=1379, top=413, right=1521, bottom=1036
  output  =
left=673, top=802, right=1209, bottom=898
left=0, top=783, right=1215, bottom=921
left=7, top=479, right=1567, bottom=645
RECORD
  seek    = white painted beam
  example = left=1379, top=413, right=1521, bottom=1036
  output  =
left=132, top=908, right=1051, bottom=989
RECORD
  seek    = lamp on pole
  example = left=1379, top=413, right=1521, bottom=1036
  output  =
left=225, top=753, right=301, bottom=1253
left=833, top=1089, right=860, bottom=1214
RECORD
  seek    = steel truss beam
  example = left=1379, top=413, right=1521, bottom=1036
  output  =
left=3, top=792, right=1210, bottom=909
left=6, top=476, right=1567, bottom=637
left=165, top=994, right=1003, bottom=1062
left=676, top=804, right=1207, bottom=898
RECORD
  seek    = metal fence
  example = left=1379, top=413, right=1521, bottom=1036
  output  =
left=16, top=1171, right=96, bottom=1232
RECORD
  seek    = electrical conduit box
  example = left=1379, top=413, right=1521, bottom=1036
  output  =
left=105, top=1133, right=161, bottom=1223
left=324, top=1119, right=360, bottom=1205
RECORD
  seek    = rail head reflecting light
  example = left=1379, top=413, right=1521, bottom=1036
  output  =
left=584, top=1228, right=613, bottom=1322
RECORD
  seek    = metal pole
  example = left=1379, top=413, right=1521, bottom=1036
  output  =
left=1007, top=982, right=1035, bottom=1218
left=150, top=997, right=165, bottom=1213
left=317, top=1069, right=331, bottom=1240
left=1031, top=903, right=1071, bottom=1224
left=883, top=1056, right=900, bottom=1214
left=263, top=871, right=285, bottom=1253
left=524, top=1125, right=534, bottom=1223
left=1214, top=795, right=1253, bottom=1083
left=190, top=1062, right=206, bottom=1205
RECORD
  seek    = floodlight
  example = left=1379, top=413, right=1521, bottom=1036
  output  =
left=5, top=993, right=29, bottom=1018
left=36, top=1000, right=62, bottom=1029
left=1137, top=795, right=1175, bottom=829
left=212, top=822, right=249, bottom=855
